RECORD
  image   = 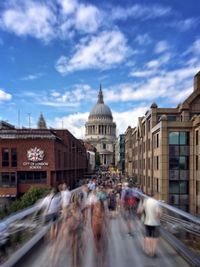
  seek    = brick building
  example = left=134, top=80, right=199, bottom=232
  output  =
left=125, top=70, right=200, bottom=215
left=0, top=121, right=87, bottom=200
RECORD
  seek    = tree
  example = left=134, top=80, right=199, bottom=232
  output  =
left=0, top=187, right=50, bottom=219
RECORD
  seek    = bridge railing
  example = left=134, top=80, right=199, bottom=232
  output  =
left=0, top=187, right=82, bottom=266
left=137, top=191, right=200, bottom=266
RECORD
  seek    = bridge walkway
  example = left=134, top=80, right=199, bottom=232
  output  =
left=18, top=214, right=190, bottom=267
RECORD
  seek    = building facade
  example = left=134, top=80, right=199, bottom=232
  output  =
left=85, top=87, right=116, bottom=166
left=115, top=134, right=125, bottom=174
left=125, top=71, right=200, bottom=215
left=0, top=121, right=87, bottom=200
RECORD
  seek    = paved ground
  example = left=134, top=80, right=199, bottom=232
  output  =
left=18, top=215, right=191, bottom=267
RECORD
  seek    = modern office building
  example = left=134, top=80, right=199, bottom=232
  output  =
left=125, top=71, right=200, bottom=215
left=85, top=86, right=117, bottom=166
left=0, top=121, right=87, bottom=201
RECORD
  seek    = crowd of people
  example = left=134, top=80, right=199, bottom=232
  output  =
left=38, top=172, right=162, bottom=267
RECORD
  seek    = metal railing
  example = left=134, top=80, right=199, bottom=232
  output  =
left=0, top=187, right=82, bottom=266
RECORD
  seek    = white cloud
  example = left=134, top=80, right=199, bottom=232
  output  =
left=21, top=73, right=42, bottom=81
left=113, top=106, right=148, bottom=135
left=58, top=0, right=77, bottom=15
left=104, top=65, right=200, bottom=104
left=111, top=4, right=171, bottom=21
left=146, top=53, right=171, bottom=69
left=135, top=33, right=151, bottom=45
left=191, top=39, right=200, bottom=55
left=169, top=18, right=199, bottom=31
left=130, top=70, right=156, bottom=77
left=75, top=4, right=101, bottom=33
left=1, top=1, right=56, bottom=42
left=0, top=89, right=12, bottom=101
left=50, top=112, right=89, bottom=139
left=154, top=40, right=170, bottom=54
left=55, top=30, right=130, bottom=74
left=0, top=0, right=102, bottom=41
left=37, top=84, right=95, bottom=107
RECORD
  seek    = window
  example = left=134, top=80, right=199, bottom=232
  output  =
left=179, top=156, right=189, bottom=170
left=10, top=173, right=16, bottom=185
left=0, top=172, right=16, bottom=187
left=169, top=132, right=179, bottom=145
left=2, top=148, right=9, bottom=167
left=18, top=171, right=47, bottom=183
left=156, top=156, right=159, bottom=170
left=148, top=158, right=150, bottom=169
left=196, top=155, right=199, bottom=171
left=11, top=148, right=17, bottom=167
left=167, top=115, right=177, bottom=121
left=156, top=178, right=159, bottom=192
left=169, top=132, right=189, bottom=145
left=180, top=132, right=189, bottom=145
left=1, top=173, right=10, bottom=186
left=196, top=130, right=199, bottom=146
left=147, top=119, right=151, bottom=132
left=156, top=134, right=159, bottom=148
left=103, top=143, right=106, bottom=149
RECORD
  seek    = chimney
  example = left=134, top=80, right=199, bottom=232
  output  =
left=194, top=71, right=200, bottom=91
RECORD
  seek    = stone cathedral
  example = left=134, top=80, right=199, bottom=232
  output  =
left=85, top=86, right=116, bottom=166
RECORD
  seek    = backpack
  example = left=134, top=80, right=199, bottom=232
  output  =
left=124, top=189, right=135, bottom=207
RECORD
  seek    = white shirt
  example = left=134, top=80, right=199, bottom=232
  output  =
left=143, top=198, right=161, bottom=226
left=61, top=189, right=71, bottom=208
left=41, top=193, right=61, bottom=215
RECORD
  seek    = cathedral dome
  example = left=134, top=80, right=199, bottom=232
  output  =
left=89, top=87, right=113, bottom=120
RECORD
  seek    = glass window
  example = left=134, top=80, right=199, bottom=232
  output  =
left=169, top=170, right=179, bottom=180
left=169, top=157, right=179, bottom=170
left=169, top=146, right=179, bottom=156
left=167, top=115, right=177, bottom=121
left=10, top=173, right=16, bottom=185
left=169, top=194, right=179, bottom=205
left=1, top=173, right=10, bottom=186
left=196, top=130, right=199, bottom=146
left=179, top=156, right=188, bottom=170
left=169, top=181, right=179, bottom=194
left=180, top=181, right=188, bottom=194
left=179, top=170, right=189, bottom=180
left=27, top=172, right=33, bottom=181
left=103, top=143, right=106, bottom=149
left=169, top=132, right=179, bottom=145
left=180, top=132, right=189, bottom=145
left=11, top=148, right=17, bottom=167
left=179, top=146, right=189, bottom=156
left=179, top=195, right=189, bottom=205
left=2, top=148, right=9, bottom=167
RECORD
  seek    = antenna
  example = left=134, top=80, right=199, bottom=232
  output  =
left=18, top=109, right=20, bottom=128
left=28, top=113, right=31, bottom=128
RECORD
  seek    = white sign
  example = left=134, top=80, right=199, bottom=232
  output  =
left=23, top=147, right=48, bottom=169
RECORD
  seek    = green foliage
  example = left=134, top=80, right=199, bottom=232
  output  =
left=0, top=186, right=50, bottom=219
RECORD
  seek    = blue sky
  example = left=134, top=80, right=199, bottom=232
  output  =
left=0, top=0, right=200, bottom=138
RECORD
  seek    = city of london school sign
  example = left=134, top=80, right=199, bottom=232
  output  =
left=23, top=147, right=49, bottom=169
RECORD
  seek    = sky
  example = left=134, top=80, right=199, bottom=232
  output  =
left=0, top=0, right=200, bottom=139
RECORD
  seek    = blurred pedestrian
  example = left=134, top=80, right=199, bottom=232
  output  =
left=141, top=192, right=162, bottom=257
